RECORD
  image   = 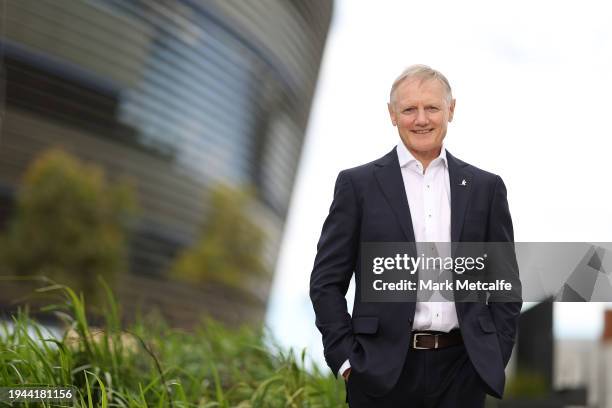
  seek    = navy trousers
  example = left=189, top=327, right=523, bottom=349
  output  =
left=345, top=343, right=487, bottom=407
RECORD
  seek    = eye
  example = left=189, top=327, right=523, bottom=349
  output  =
left=427, top=106, right=440, bottom=112
left=403, top=107, right=416, bottom=113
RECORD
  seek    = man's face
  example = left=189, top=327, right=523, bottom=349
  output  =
left=388, top=78, right=455, bottom=158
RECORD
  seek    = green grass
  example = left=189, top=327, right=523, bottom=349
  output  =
left=0, top=280, right=346, bottom=407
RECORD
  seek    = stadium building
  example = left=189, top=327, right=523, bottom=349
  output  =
left=0, top=0, right=333, bottom=326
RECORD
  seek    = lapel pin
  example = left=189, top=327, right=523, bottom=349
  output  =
left=460, top=179, right=467, bottom=186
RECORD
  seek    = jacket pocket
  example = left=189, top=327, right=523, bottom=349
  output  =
left=352, top=317, right=379, bottom=334
left=478, top=314, right=497, bottom=333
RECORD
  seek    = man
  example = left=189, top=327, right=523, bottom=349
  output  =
left=310, top=65, right=521, bottom=407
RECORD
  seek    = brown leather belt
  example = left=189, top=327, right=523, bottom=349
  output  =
left=410, top=330, right=463, bottom=349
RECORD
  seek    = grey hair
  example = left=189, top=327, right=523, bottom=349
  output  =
left=389, top=64, right=453, bottom=105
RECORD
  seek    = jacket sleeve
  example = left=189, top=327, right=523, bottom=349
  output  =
left=310, top=170, right=360, bottom=375
left=487, top=175, right=523, bottom=366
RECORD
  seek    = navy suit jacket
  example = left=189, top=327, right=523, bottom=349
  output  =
left=310, top=147, right=522, bottom=398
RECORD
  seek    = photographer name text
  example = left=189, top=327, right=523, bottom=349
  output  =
left=372, top=279, right=512, bottom=291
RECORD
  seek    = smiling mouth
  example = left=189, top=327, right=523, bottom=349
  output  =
left=412, top=129, right=434, bottom=134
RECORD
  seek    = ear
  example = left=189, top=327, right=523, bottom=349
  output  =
left=387, top=102, right=397, bottom=126
left=448, top=99, right=456, bottom=122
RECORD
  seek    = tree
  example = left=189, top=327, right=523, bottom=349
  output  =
left=0, top=148, right=137, bottom=299
left=170, top=185, right=267, bottom=290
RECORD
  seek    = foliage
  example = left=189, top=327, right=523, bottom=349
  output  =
left=0, top=148, right=137, bottom=301
left=505, top=369, right=549, bottom=398
left=171, top=185, right=267, bottom=289
left=0, top=282, right=346, bottom=407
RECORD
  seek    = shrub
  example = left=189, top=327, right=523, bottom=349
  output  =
left=0, top=148, right=136, bottom=302
left=171, top=185, right=267, bottom=290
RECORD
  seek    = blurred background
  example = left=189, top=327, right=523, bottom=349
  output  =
left=0, top=0, right=332, bottom=327
left=1, top=0, right=612, bottom=407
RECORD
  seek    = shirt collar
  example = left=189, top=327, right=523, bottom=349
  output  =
left=396, top=141, right=448, bottom=169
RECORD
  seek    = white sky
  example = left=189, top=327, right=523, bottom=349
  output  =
left=265, top=0, right=612, bottom=369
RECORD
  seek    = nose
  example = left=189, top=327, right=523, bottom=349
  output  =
left=415, top=108, right=429, bottom=126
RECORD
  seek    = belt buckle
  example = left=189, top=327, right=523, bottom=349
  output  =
left=412, top=333, right=439, bottom=349
left=413, top=333, right=427, bottom=349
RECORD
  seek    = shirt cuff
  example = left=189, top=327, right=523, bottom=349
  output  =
left=338, top=359, right=351, bottom=378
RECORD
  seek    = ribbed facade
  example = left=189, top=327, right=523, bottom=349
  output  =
left=0, top=0, right=332, bottom=305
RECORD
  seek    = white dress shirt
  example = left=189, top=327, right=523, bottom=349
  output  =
left=396, top=141, right=459, bottom=332
left=338, top=142, right=459, bottom=378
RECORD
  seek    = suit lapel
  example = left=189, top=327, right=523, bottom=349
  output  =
left=374, top=148, right=416, bottom=242
left=447, top=151, right=473, bottom=242
left=373, top=148, right=473, bottom=243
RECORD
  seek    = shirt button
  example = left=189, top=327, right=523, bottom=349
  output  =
left=426, top=185, right=430, bottom=188
left=428, top=214, right=432, bottom=218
